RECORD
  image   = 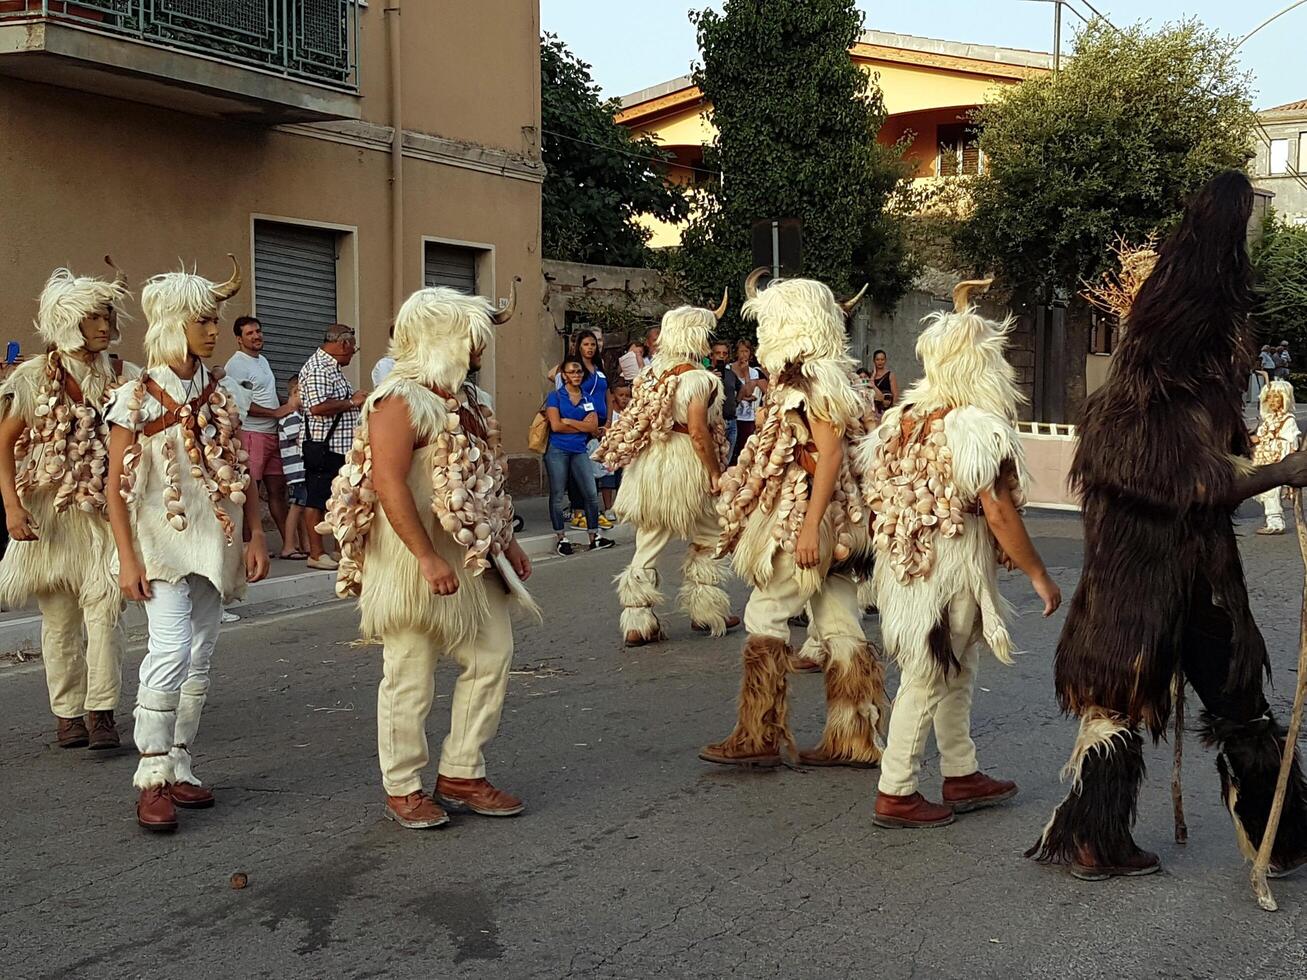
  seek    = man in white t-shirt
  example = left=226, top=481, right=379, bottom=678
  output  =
left=225, top=316, right=292, bottom=549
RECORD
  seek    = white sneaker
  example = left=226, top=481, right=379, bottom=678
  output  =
left=307, top=555, right=339, bottom=570
left=220, top=610, right=240, bottom=624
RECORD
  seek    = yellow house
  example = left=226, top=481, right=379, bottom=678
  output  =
left=615, top=30, right=1052, bottom=246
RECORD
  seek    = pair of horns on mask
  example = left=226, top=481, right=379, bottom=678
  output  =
left=102, top=253, right=243, bottom=301
left=742, top=267, right=869, bottom=313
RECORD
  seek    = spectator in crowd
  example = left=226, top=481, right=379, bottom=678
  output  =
left=711, top=339, right=741, bottom=458
left=730, top=338, right=767, bottom=465
left=276, top=375, right=310, bottom=560
left=856, top=367, right=872, bottom=382
left=547, top=330, right=613, bottom=530
left=1259, top=344, right=1276, bottom=384
left=619, top=340, right=649, bottom=382
left=1277, top=341, right=1292, bottom=381
left=871, top=348, right=899, bottom=410
left=225, top=316, right=293, bottom=553
left=299, top=323, right=366, bottom=571
left=597, top=382, right=632, bottom=521
left=645, top=325, right=660, bottom=359
left=545, top=358, right=613, bottom=556
left=372, top=326, right=396, bottom=386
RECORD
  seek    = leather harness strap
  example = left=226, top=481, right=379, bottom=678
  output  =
left=664, top=363, right=716, bottom=435
left=142, top=376, right=218, bottom=438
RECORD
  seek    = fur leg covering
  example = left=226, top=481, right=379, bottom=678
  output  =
left=678, top=546, right=731, bottom=635
left=1026, top=710, right=1145, bottom=866
left=171, top=676, right=209, bottom=787
left=616, top=565, right=663, bottom=642
left=812, top=637, right=890, bottom=763
left=1205, top=711, right=1307, bottom=869
left=706, top=634, right=795, bottom=759
left=133, top=685, right=179, bottom=791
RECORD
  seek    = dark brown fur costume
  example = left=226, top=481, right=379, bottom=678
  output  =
left=1028, top=172, right=1307, bottom=870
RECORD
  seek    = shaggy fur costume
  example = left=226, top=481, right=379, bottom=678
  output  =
left=597, top=303, right=732, bottom=641
left=1028, top=171, right=1307, bottom=873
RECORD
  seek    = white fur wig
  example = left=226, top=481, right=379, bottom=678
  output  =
left=388, top=286, right=501, bottom=392
left=1260, top=379, right=1296, bottom=417
left=35, top=263, right=129, bottom=353
left=141, top=256, right=241, bottom=368
left=651, top=293, right=726, bottom=369
left=743, top=278, right=856, bottom=378
left=900, top=304, right=1024, bottom=421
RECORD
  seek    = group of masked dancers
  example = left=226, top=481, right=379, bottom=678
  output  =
left=4, top=170, right=1306, bottom=885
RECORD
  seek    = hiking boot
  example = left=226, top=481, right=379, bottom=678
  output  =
left=86, top=710, right=120, bottom=751
left=56, top=716, right=90, bottom=749
left=170, top=782, right=216, bottom=809
left=384, top=791, right=450, bottom=829
left=942, top=772, right=1018, bottom=813
left=436, top=776, right=525, bottom=817
left=137, top=786, right=178, bottom=832
left=873, top=791, right=955, bottom=829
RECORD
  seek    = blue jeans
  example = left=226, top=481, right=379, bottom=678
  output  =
left=724, top=419, right=738, bottom=461
left=545, top=444, right=601, bottom=533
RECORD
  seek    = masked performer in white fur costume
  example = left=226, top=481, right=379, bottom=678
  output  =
left=1028, top=171, right=1307, bottom=881
left=862, top=281, right=1061, bottom=829
left=593, top=294, right=740, bottom=647
left=0, top=260, right=133, bottom=751
left=104, top=257, right=268, bottom=832
left=1251, top=380, right=1299, bottom=536
left=700, top=270, right=889, bottom=769
left=320, top=283, right=537, bottom=830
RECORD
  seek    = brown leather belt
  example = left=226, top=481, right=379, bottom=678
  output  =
left=142, top=377, right=218, bottom=438
left=795, top=441, right=818, bottom=476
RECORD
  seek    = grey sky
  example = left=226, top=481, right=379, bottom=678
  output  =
left=541, top=1, right=1303, bottom=109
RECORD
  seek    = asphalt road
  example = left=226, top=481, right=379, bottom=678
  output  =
left=2, top=510, right=1306, bottom=979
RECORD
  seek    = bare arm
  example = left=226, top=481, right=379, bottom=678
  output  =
left=247, top=403, right=291, bottom=420
left=796, top=418, right=842, bottom=569
left=889, top=372, right=900, bottom=405
left=310, top=396, right=361, bottom=417
left=1228, top=450, right=1307, bottom=505
left=370, top=398, right=458, bottom=595
left=0, top=413, right=36, bottom=541
left=686, top=394, right=721, bottom=491
left=980, top=467, right=1061, bottom=616
left=242, top=480, right=269, bottom=583
left=106, top=424, right=151, bottom=601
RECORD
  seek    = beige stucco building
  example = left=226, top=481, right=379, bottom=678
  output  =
left=0, top=1, right=546, bottom=488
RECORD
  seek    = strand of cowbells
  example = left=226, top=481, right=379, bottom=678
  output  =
left=13, top=351, right=113, bottom=516
left=118, top=379, right=249, bottom=544
left=325, top=393, right=516, bottom=599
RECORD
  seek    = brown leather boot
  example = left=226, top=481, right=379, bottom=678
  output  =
left=942, top=772, right=1018, bottom=813
left=385, top=791, right=451, bottom=829
left=86, top=711, right=120, bottom=751
left=170, top=782, right=216, bottom=809
left=436, top=776, right=525, bottom=817
left=873, top=791, right=955, bottom=829
left=692, top=615, right=743, bottom=634
left=56, top=716, right=90, bottom=749
left=137, top=786, right=179, bottom=832
left=1070, top=845, right=1161, bottom=881
left=788, top=655, right=823, bottom=673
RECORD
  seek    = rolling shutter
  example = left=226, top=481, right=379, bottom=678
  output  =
left=253, top=222, right=338, bottom=395
left=424, top=242, right=477, bottom=293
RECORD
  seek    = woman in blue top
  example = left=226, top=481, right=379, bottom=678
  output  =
left=549, top=331, right=614, bottom=530
left=546, top=358, right=614, bottom=556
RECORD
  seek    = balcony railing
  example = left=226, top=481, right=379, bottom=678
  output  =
left=0, top=1, right=358, bottom=91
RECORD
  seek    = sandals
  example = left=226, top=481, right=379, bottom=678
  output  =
left=275, top=550, right=309, bottom=560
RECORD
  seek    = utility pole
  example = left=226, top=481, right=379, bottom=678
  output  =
left=1053, top=0, right=1062, bottom=73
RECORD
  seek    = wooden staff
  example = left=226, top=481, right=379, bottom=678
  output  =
left=1172, top=670, right=1188, bottom=845
left=1251, top=487, right=1307, bottom=911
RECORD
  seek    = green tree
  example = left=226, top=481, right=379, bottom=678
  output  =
left=959, top=19, right=1256, bottom=299
left=1253, top=215, right=1307, bottom=355
left=541, top=34, right=688, bottom=267
left=673, top=0, right=916, bottom=337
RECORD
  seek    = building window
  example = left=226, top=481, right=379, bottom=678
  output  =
left=1089, top=313, right=1116, bottom=356
left=1300, top=133, right=1307, bottom=172
left=423, top=241, right=479, bottom=293
left=253, top=221, right=341, bottom=391
left=937, top=123, right=983, bottom=177
left=1270, top=138, right=1290, bottom=175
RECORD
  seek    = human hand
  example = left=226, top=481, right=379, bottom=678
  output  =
left=1280, top=449, right=1307, bottom=488
left=245, top=534, right=270, bottom=583
left=420, top=553, right=459, bottom=595
left=709, top=472, right=721, bottom=494
left=506, top=538, right=532, bottom=581
left=6, top=505, right=38, bottom=541
left=119, top=556, right=152, bottom=602
left=1032, top=571, right=1061, bottom=617
left=795, top=522, right=821, bottom=569
left=351, top=390, right=368, bottom=408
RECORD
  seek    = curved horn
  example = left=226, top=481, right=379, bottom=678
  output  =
left=103, top=254, right=128, bottom=289
left=744, top=267, right=769, bottom=300
left=952, top=277, right=993, bottom=313
left=711, top=287, right=729, bottom=320
left=490, top=276, right=520, bottom=325
left=840, top=283, right=869, bottom=314
left=210, top=254, right=242, bottom=302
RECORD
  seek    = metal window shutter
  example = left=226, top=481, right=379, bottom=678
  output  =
left=253, top=222, right=338, bottom=395
left=424, top=243, right=477, bottom=293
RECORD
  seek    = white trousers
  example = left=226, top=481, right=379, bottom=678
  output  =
left=878, top=592, right=982, bottom=796
left=37, top=591, right=124, bottom=717
left=1259, top=488, right=1285, bottom=531
left=377, top=586, right=513, bottom=795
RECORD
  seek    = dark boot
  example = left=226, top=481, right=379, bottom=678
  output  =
left=1070, top=845, right=1161, bottom=881
left=943, top=772, right=1019, bottom=812
left=170, top=782, right=215, bottom=809
left=86, top=710, right=120, bottom=751
left=137, top=786, right=178, bottom=832
left=873, top=791, right=955, bottom=829
left=56, top=716, right=89, bottom=749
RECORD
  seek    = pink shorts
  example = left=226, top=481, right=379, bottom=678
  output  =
left=242, top=430, right=284, bottom=481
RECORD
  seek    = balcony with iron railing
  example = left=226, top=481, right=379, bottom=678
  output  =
left=0, top=1, right=360, bottom=122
